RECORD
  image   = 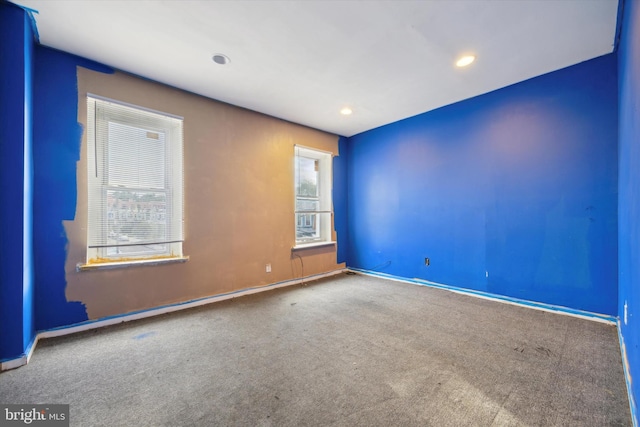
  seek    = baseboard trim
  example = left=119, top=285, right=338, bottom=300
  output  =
left=0, top=355, right=26, bottom=371
left=1, top=268, right=345, bottom=371
left=618, top=320, right=638, bottom=427
left=349, top=268, right=617, bottom=324
left=0, top=335, right=38, bottom=372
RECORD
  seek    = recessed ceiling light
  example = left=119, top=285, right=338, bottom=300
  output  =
left=340, top=107, right=353, bottom=115
left=456, top=55, right=475, bottom=67
left=212, top=54, right=230, bottom=65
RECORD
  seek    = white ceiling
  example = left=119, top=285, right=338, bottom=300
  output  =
left=13, top=0, right=619, bottom=137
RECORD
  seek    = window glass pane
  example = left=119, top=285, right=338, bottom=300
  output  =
left=296, top=213, right=319, bottom=240
left=294, top=147, right=332, bottom=246
left=296, top=199, right=319, bottom=212
left=106, top=189, right=167, bottom=256
left=296, top=156, right=318, bottom=197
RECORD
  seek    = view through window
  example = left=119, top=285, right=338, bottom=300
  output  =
left=294, top=146, right=332, bottom=246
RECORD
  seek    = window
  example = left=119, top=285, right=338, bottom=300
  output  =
left=86, top=96, right=184, bottom=263
left=294, top=146, right=333, bottom=247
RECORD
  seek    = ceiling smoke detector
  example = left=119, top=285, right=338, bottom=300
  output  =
left=212, top=54, right=230, bottom=65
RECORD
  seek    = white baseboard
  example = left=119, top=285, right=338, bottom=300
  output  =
left=0, top=355, right=27, bottom=371
left=0, top=335, right=39, bottom=372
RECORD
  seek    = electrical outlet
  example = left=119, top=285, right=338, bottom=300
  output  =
left=266, top=263, right=271, bottom=273
left=424, top=258, right=430, bottom=266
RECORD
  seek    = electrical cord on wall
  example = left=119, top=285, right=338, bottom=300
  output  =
left=293, top=253, right=305, bottom=286
left=346, top=260, right=392, bottom=276
left=360, top=260, right=392, bottom=273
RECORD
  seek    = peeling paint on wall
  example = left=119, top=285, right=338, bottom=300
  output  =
left=42, top=66, right=343, bottom=323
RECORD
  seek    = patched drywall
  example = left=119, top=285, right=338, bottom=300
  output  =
left=39, top=64, right=342, bottom=322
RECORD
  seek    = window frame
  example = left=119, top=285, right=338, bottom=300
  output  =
left=294, top=145, right=334, bottom=248
left=85, top=95, right=184, bottom=265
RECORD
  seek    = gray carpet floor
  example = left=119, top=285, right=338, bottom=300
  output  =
left=0, top=273, right=631, bottom=426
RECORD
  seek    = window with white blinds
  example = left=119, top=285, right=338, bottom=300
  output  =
left=294, top=146, right=333, bottom=246
left=86, top=96, right=184, bottom=262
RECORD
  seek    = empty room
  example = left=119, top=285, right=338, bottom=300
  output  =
left=1, top=0, right=639, bottom=425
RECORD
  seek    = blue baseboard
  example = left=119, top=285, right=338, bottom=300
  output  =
left=618, top=321, right=638, bottom=427
left=349, top=268, right=617, bottom=324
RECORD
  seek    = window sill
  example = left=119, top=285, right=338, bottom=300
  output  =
left=76, top=256, right=189, bottom=272
left=292, top=241, right=336, bottom=251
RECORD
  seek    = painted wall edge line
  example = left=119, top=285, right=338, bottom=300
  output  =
left=619, top=320, right=639, bottom=427
left=0, top=268, right=346, bottom=371
left=348, top=268, right=617, bottom=325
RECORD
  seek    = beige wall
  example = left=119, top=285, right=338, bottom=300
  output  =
left=65, top=68, right=343, bottom=320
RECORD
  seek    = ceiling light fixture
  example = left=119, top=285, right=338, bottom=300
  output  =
left=212, top=54, right=230, bottom=65
left=340, top=107, right=353, bottom=116
left=456, top=55, right=475, bottom=67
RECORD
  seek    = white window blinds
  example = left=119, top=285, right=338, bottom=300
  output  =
left=87, top=96, right=183, bottom=260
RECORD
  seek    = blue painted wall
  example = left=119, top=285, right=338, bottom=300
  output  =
left=618, top=0, right=640, bottom=418
left=334, top=136, right=349, bottom=264
left=0, top=1, right=35, bottom=361
left=32, top=46, right=112, bottom=330
left=22, top=2, right=34, bottom=353
left=347, top=54, right=618, bottom=315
